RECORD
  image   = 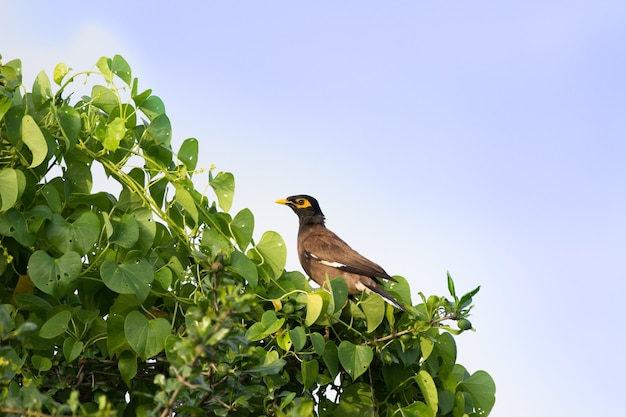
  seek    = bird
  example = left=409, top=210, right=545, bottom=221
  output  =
left=275, top=194, right=405, bottom=311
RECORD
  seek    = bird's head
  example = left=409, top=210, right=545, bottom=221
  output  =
left=275, top=195, right=325, bottom=225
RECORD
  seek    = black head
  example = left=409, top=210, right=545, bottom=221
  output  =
left=275, top=195, right=325, bottom=225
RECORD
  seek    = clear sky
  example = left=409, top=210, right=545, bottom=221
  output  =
left=4, top=2, right=626, bottom=416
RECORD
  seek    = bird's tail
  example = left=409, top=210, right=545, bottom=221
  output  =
left=366, top=284, right=405, bottom=311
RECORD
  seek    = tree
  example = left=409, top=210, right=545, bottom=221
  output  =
left=0, top=54, right=495, bottom=417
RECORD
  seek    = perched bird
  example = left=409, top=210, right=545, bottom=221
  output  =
left=275, top=195, right=405, bottom=311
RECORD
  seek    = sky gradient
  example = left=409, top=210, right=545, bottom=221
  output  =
left=4, top=2, right=626, bottom=415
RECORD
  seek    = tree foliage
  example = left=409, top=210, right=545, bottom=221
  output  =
left=0, top=54, right=495, bottom=417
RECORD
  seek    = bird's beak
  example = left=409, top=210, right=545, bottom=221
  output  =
left=275, top=198, right=288, bottom=205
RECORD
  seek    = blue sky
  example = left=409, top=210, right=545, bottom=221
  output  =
left=4, top=2, right=626, bottom=415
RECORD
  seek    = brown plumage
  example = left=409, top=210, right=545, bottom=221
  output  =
left=276, top=195, right=405, bottom=311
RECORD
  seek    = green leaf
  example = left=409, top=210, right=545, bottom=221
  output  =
left=276, top=329, right=292, bottom=351
left=201, top=228, right=232, bottom=259
left=323, top=341, right=339, bottom=378
left=21, top=114, right=48, bottom=168
left=58, top=105, right=81, bottom=148
left=305, top=293, right=324, bottom=326
left=360, top=293, right=385, bottom=333
left=111, top=55, right=132, bottom=85
left=338, top=341, right=373, bottom=381
left=178, top=138, right=198, bottom=171
left=310, top=332, right=325, bottom=355
left=75, top=309, right=99, bottom=324
left=436, top=332, right=457, bottom=378
left=63, top=338, right=83, bottom=363
left=32, top=71, right=52, bottom=110
left=328, top=277, right=349, bottom=313
left=389, top=275, right=412, bottom=306
left=0, top=209, right=34, bottom=246
left=245, top=322, right=265, bottom=342
left=459, top=370, right=496, bottom=416
left=334, top=383, right=374, bottom=416
left=92, top=85, right=119, bottom=114
left=419, top=334, right=435, bottom=361
left=139, top=95, right=165, bottom=121
left=261, top=310, right=284, bottom=335
left=229, top=251, right=258, bottom=287
left=154, top=267, right=173, bottom=291
left=28, top=251, right=82, bottom=298
left=209, top=171, right=235, bottom=212
left=110, top=213, right=139, bottom=248
left=250, top=231, right=286, bottom=278
left=416, top=370, right=438, bottom=416
left=26, top=205, right=52, bottom=234
left=439, top=390, right=455, bottom=415
left=106, top=314, right=129, bottom=357
left=145, top=113, right=172, bottom=145
left=399, top=401, right=434, bottom=417
left=103, top=116, right=126, bottom=151
left=0, top=168, right=25, bottom=212
left=459, top=285, right=481, bottom=310
left=447, top=271, right=456, bottom=299
left=118, top=350, right=137, bottom=387
left=41, top=183, right=63, bottom=213
left=31, top=355, right=52, bottom=372
left=100, top=258, right=154, bottom=302
left=110, top=103, right=137, bottom=129
left=247, top=351, right=286, bottom=375
left=39, top=309, right=71, bottom=339
left=124, top=311, right=170, bottom=360
left=47, top=211, right=101, bottom=256
left=230, top=208, right=254, bottom=250
left=96, top=56, right=114, bottom=83
left=53, top=62, right=68, bottom=85
left=289, top=326, right=306, bottom=352
left=301, top=359, right=319, bottom=389
left=65, top=161, right=93, bottom=194
left=14, top=294, right=53, bottom=312
left=174, top=185, right=199, bottom=225
left=131, top=208, right=156, bottom=254
left=0, top=96, right=11, bottom=122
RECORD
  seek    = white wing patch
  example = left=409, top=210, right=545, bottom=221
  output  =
left=307, top=252, right=346, bottom=269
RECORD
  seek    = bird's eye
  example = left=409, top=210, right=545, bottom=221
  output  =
left=297, top=199, right=305, bottom=205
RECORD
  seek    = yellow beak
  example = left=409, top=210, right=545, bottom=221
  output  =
left=275, top=198, right=288, bottom=205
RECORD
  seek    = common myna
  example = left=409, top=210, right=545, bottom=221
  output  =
left=276, top=195, right=405, bottom=311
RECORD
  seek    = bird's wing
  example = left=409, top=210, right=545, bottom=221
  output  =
left=300, top=230, right=398, bottom=282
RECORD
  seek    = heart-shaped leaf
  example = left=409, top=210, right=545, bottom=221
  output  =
left=360, top=293, right=385, bottom=333
left=47, top=212, right=101, bottom=256
left=124, top=310, right=170, bottom=360
left=248, top=231, right=286, bottom=278
left=305, top=293, right=324, bottom=327
left=338, top=341, right=373, bottom=381
left=230, top=208, right=254, bottom=250
left=28, top=250, right=82, bottom=298
left=109, top=213, right=139, bottom=248
left=131, top=208, right=156, bottom=253
left=328, top=278, right=349, bottom=313
left=229, top=251, right=258, bottom=287
left=100, top=258, right=154, bottom=302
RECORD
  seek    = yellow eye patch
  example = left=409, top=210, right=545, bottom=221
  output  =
left=294, top=198, right=312, bottom=208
